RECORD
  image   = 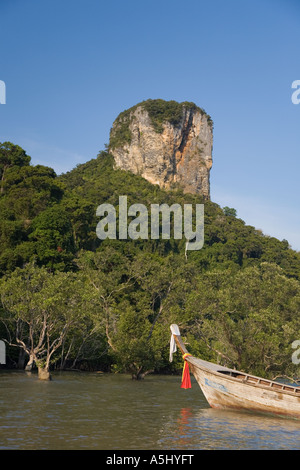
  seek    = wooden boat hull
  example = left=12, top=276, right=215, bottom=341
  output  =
left=189, top=358, right=300, bottom=419
left=170, top=324, right=300, bottom=420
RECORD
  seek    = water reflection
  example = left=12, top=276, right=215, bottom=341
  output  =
left=1, top=371, right=300, bottom=450
left=159, top=406, right=300, bottom=450
left=174, top=408, right=195, bottom=448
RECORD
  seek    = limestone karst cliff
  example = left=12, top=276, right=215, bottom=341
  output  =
left=109, top=99, right=213, bottom=199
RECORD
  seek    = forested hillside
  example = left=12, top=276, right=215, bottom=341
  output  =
left=1, top=142, right=300, bottom=380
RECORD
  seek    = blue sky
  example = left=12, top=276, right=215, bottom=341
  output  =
left=0, top=0, right=299, bottom=250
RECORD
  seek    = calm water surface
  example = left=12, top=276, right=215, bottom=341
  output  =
left=1, top=370, right=300, bottom=450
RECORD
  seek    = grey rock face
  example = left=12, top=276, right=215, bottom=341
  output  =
left=109, top=101, right=213, bottom=199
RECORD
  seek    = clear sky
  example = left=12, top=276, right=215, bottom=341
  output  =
left=0, top=0, right=299, bottom=250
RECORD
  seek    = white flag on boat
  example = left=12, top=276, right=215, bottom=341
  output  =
left=169, top=324, right=180, bottom=362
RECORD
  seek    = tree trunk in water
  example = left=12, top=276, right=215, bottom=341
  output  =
left=25, top=354, right=35, bottom=371
left=17, top=349, right=26, bottom=369
left=131, top=367, right=154, bottom=380
left=38, top=366, right=51, bottom=380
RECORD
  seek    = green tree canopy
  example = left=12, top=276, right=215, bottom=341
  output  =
left=0, top=263, right=97, bottom=379
left=29, top=205, right=75, bottom=270
left=186, top=263, right=300, bottom=379
left=0, top=142, right=31, bottom=194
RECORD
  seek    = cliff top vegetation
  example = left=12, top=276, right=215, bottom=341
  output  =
left=109, top=99, right=213, bottom=150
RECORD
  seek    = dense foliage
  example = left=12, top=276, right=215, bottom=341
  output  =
left=1, top=141, right=300, bottom=380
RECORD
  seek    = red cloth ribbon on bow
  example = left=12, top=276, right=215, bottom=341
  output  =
left=181, top=353, right=192, bottom=389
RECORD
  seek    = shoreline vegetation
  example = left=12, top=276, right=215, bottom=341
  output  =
left=0, top=140, right=300, bottom=381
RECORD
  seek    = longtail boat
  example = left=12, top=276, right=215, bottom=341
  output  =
left=170, top=324, right=300, bottom=420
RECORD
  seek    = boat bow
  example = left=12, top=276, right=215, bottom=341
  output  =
left=169, top=324, right=300, bottom=419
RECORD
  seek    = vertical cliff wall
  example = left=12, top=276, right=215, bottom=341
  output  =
left=109, top=99, right=213, bottom=199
